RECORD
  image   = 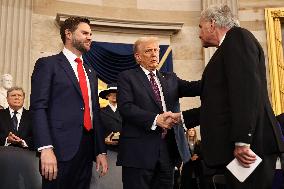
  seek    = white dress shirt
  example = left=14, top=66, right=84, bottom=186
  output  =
left=108, top=103, right=117, bottom=112
left=140, top=66, right=167, bottom=130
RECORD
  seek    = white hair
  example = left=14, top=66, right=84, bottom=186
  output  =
left=201, top=4, right=240, bottom=29
left=133, top=37, right=159, bottom=54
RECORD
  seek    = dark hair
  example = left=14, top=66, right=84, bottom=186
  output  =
left=60, top=17, right=90, bottom=44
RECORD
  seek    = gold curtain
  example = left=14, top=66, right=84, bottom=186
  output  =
left=265, top=8, right=284, bottom=115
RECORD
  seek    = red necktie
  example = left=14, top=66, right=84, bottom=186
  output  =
left=75, top=58, right=92, bottom=131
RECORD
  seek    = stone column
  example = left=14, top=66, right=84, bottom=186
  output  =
left=0, top=0, right=32, bottom=108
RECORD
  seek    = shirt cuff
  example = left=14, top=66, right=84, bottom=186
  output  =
left=38, top=145, right=53, bottom=152
left=235, top=142, right=250, bottom=147
left=180, top=113, right=187, bottom=131
left=21, top=140, right=28, bottom=147
left=151, top=115, right=158, bottom=130
left=4, top=137, right=10, bottom=146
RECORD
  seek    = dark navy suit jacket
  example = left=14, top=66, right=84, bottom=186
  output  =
left=0, top=108, right=34, bottom=150
left=30, top=52, right=106, bottom=161
left=117, top=67, right=200, bottom=169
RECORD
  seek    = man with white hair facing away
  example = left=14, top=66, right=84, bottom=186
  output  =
left=177, top=4, right=284, bottom=189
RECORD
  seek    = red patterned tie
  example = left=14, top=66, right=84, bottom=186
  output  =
left=149, top=71, right=167, bottom=138
left=75, top=58, right=92, bottom=131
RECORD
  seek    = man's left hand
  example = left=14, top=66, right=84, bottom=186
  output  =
left=96, top=154, right=108, bottom=177
left=234, top=146, right=256, bottom=168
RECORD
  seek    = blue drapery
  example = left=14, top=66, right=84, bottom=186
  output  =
left=83, top=41, right=173, bottom=84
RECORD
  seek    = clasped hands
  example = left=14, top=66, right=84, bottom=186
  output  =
left=7, top=132, right=25, bottom=147
left=156, top=111, right=182, bottom=129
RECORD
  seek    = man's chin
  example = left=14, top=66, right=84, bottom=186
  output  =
left=79, top=47, right=90, bottom=53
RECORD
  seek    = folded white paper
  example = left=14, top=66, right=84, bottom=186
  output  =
left=226, top=150, right=262, bottom=182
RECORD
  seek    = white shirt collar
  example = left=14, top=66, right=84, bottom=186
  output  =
left=108, top=103, right=117, bottom=112
left=218, top=33, right=226, bottom=47
left=62, top=47, right=83, bottom=63
left=140, top=65, right=157, bottom=77
left=9, top=106, right=23, bottom=116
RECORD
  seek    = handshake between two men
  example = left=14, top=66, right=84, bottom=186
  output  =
left=156, top=111, right=182, bottom=130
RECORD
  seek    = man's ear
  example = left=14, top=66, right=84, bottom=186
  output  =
left=210, top=19, right=216, bottom=32
left=135, top=53, right=141, bottom=62
left=65, top=29, right=72, bottom=41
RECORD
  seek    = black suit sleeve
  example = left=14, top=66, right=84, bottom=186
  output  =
left=178, top=78, right=201, bottom=98
left=182, top=107, right=200, bottom=128
left=223, top=28, right=262, bottom=143
left=30, top=57, right=54, bottom=149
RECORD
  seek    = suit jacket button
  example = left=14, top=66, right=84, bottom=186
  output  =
left=81, top=107, right=84, bottom=111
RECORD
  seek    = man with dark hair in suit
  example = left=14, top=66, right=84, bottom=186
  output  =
left=172, top=4, right=284, bottom=189
left=30, top=16, right=107, bottom=189
left=0, top=86, right=33, bottom=150
left=117, top=36, right=200, bottom=189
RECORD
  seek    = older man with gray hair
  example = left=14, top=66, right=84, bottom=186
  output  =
left=0, top=87, right=33, bottom=150
left=174, top=4, right=284, bottom=189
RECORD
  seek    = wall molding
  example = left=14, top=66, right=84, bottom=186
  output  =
left=56, top=13, right=184, bottom=36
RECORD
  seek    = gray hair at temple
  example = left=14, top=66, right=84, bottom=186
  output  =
left=201, top=4, right=240, bottom=29
left=7, top=86, right=25, bottom=97
left=133, top=37, right=159, bottom=54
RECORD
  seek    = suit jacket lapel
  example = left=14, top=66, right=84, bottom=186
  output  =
left=157, top=71, right=169, bottom=110
left=136, top=68, right=163, bottom=111
left=201, top=47, right=221, bottom=95
left=18, top=109, right=27, bottom=134
left=57, top=52, right=82, bottom=97
left=84, top=63, right=96, bottom=100
left=4, top=109, right=13, bottom=131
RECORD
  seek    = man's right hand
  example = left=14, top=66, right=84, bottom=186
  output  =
left=157, top=112, right=178, bottom=129
left=7, top=132, right=22, bottom=144
left=40, top=148, right=58, bottom=181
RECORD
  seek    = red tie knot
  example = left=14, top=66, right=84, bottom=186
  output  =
left=75, top=58, right=82, bottom=64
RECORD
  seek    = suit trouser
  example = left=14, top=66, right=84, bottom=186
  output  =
left=225, top=154, right=277, bottom=189
left=122, top=139, right=175, bottom=189
left=42, top=129, right=94, bottom=189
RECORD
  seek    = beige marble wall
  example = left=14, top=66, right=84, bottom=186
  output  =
left=1, top=0, right=283, bottom=109
left=0, top=0, right=32, bottom=108
left=238, top=0, right=284, bottom=101
left=29, top=0, right=203, bottom=110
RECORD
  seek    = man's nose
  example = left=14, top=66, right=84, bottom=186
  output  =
left=87, top=34, right=92, bottom=40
